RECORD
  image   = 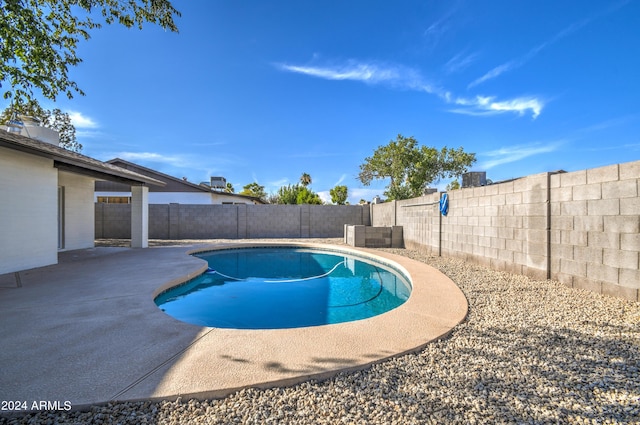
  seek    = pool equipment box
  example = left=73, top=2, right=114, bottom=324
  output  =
left=344, top=225, right=403, bottom=248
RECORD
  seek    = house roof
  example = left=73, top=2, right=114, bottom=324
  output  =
left=102, top=158, right=266, bottom=204
left=0, top=131, right=165, bottom=186
left=105, top=158, right=214, bottom=193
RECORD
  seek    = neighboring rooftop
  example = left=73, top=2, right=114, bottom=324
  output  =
left=98, top=158, right=265, bottom=204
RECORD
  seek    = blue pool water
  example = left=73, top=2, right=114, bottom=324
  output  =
left=155, top=247, right=411, bottom=329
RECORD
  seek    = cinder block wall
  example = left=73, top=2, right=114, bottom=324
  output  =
left=550, top=162, right=640, bottom=300
left=371, top=201, right=396, bottom=226
left=395, top=195, right=441, bottom=256
left=440, top=172, right=550, bottom=280
left=95, top=203, right=130, bottom=239
left=149, top=204, right=169, bottom=239
left=310, top=205, right=369, bottom=237
left=370, top=160, right=640, bottom=301
left=177, top=204, right=240, bottom=239
left=96, top=204, right=370, bottom=240
left=247, top=205, right=302, bottom=238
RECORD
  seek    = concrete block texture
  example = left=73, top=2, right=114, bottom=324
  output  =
left=587, top=164, right=619, bottom=184
left=551, top=186, right=573, bottom=202
left=345, top=225, right=366, bottom=247
left=391, top=226, right=404, bottom=248
left=559, top=170, right=587, bottom=187
left=621, top=233, right=640, bottom=251
left=99, top=204, right=370, bottom=240
left=392, top=161, right=637, bottom=300
left=587, top=199, right=619, bottom=216
left=344, top=225, right=402, bottom=248
left=574, top=216, right=604, bottom=232
left=588, top=231, right=620, bottom=249
left=561, top=230, right=588, bottom=247
left=561, top=200, right=587, bottom=216
left=550, top=243, right=573, bottom=261
left=236, top=204, right=247, bottom=238
left=561, top=259, right=587, bottom=277
left=604, top=216, right=640, bottom=234
left=602, top=180, right=637, bottom=199
left=620, top=197, right=640, bottom=216
left=151, top=204, right=170, bottom=239
left=619, top=160, right=640, bottom=180
left=603, top=249, right=638, bottom=270
left=587, top=262, right=619, bottom=285
left=573, top=246, right=603, bottom=264
left=619, top=268, right=640, bottom=289
left=523, top=187, right=547, bottom=204
left=573, top=184, right=602, bottom=201
left=552, top=216, right=574, bottom=230
left=99, top=204, right=131, bottom=238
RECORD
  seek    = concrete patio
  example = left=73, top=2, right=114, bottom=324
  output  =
left=0, top=241, right=467, bottom=411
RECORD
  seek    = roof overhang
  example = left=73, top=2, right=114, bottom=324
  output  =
left=0, top=131, right=165, bottom=187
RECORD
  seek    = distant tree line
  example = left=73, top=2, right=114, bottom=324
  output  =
left=236, top=173, right=349, bottom=205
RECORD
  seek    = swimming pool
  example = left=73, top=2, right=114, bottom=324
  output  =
left=155, top=246, right=412, bottom=329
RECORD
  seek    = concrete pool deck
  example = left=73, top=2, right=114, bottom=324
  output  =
left=0, top=241, right=467, bottom=411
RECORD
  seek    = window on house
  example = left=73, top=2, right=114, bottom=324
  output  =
left=97, top=196, right=131, bottom=204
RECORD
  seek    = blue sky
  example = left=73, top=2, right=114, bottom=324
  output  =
left=12, top=1, right=640, bottom=203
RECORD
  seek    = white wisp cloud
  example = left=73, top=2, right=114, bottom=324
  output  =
left=277, top=60, right=440, bottom=95
left=278, top=58, right=544, bottom=119
left=451, top=95, right=544, bottom=119
left=67, top=111, right=98, bottom=129
left=479, top=142, right=561, bottom=169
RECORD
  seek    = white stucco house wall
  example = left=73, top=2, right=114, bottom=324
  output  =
left=0, top=126, right=164, bottom=275
left=95, top=158, right=265, bottom=205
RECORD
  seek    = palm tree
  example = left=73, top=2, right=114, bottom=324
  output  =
left=300, top=172, right=312, bottom=187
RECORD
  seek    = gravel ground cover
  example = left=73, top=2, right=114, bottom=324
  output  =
left=2, top=239, right=639, bottom=424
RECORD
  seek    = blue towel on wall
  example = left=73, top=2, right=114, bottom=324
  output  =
left=439, top=193, right=449, bottom=216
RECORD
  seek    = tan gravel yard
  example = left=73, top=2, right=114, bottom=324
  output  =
left=3, top=239, right=639, bottom=424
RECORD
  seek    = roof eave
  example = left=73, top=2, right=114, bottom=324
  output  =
left=0, top=133, right=165, bottom=187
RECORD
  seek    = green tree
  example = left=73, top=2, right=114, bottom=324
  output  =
left=330, top=185, right=348, bottom=205
left=276, top=184, right=298, bottom=204
left=299, top=172, right=312, bottom=187
left=1, top=0, right=180, bottom=106
left=0, top=101, right=81, bottom=152
left=225, top=182, right=235, bottom=193
left=358, top=134, right=476, bottom=200
left=446, top=180, right=461, bottom=191
left=296, top=186, right=322, bottom=205
left=276, top=184, right=322, bottom=205
left=240, top=182, right=266, bottom=201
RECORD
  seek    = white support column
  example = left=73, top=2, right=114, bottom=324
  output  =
left=131, top=185, right=149, bottom=248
